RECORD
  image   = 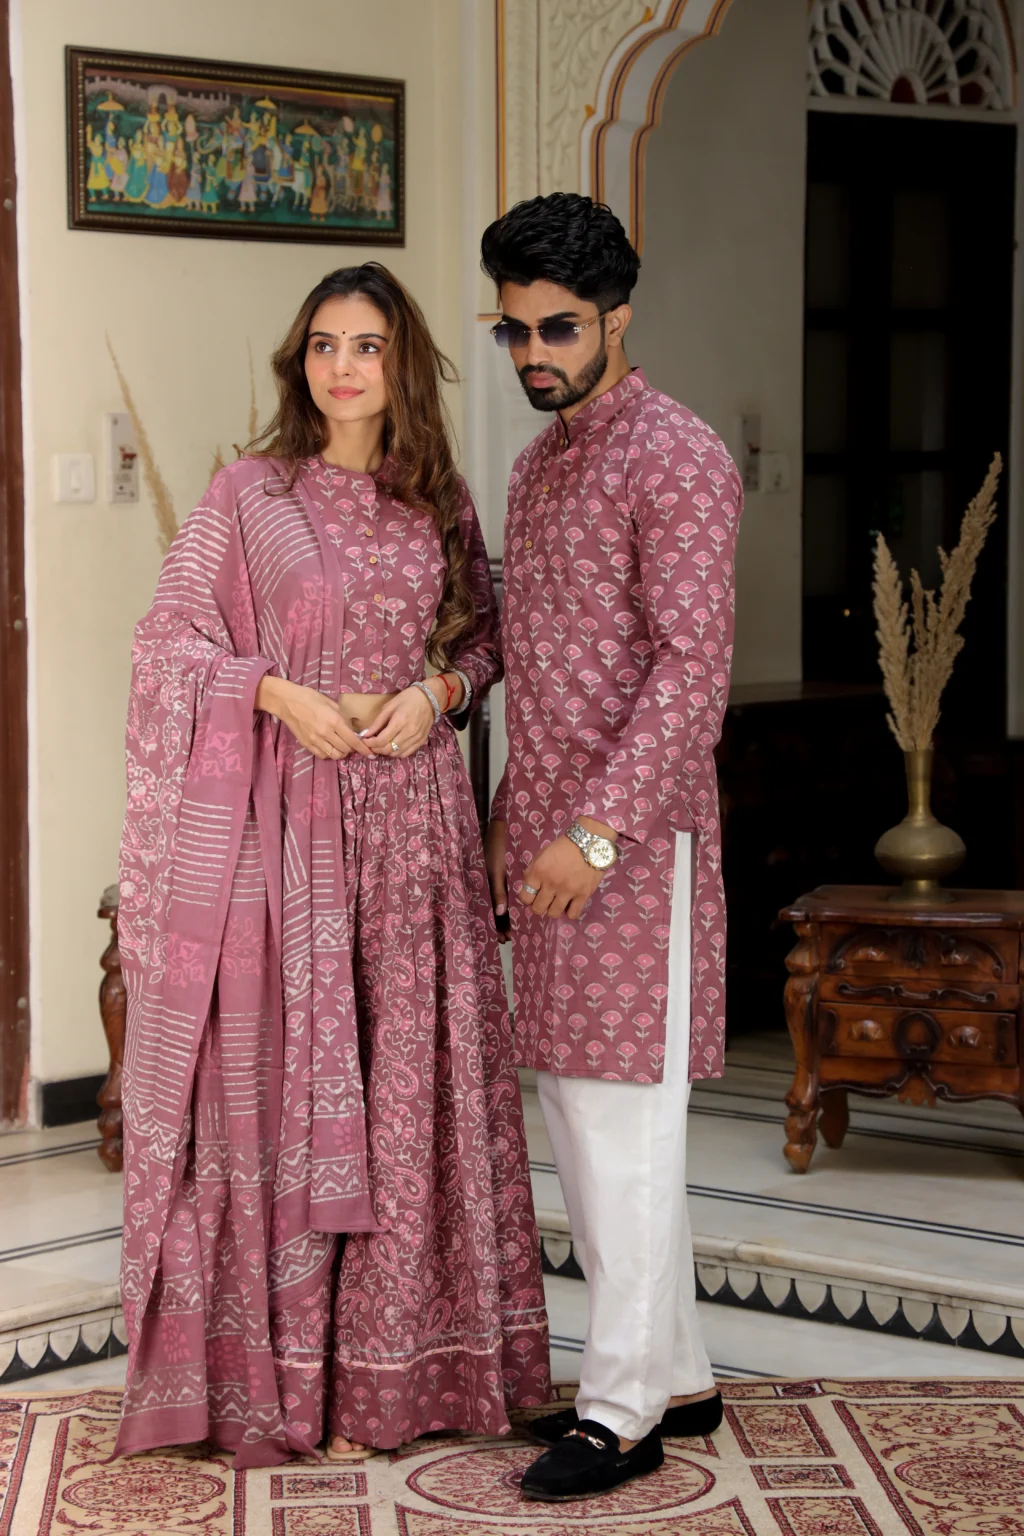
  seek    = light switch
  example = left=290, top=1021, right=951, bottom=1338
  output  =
left=52, top=453, right=96, bottom=504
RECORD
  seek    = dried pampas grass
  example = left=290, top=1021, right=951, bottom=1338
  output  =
left=872, top=453, right=1001, bottom=751
left=210, top=342, right=260, bottom=482
left=107, top=337, right=263, bottom=556
left=106, top=335, right=180, bottom=556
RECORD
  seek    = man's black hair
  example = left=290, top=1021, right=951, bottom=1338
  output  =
left=480, top=192, right=640, bottom=310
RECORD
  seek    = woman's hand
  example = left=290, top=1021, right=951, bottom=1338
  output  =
left=484, top=818, right=509, bottom=943
left=256, top=676, right=371, bottom=760
left=360, top=685, right=437, bottom=758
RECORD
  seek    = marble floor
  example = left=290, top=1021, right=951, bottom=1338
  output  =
left=3, top=1031, right=1023, bottom=1392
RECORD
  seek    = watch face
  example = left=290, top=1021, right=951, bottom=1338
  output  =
left=588, top=838, right=617, bottom=870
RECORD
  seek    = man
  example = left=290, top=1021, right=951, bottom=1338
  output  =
left=480, top=193, right=742, bottom=1503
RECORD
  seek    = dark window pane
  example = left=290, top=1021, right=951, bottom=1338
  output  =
left=805, top=331, right=849, bottom=454
left=806, top=182, right=851, bottom=308
left=891, top=188, right=950, bottom=308
left=803, top=474, right=849, bottom=598
left=889, top=331, right=947, bottom=452
left=886, top=471, right=947, bottom=591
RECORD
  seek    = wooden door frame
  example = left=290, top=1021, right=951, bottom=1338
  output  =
left=0, top=0, right=31, bottom=1124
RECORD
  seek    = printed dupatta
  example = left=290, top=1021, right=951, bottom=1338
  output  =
left=117, top=461, right=378, bottom=1464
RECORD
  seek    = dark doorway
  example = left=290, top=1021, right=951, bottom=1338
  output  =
left=0, top=0, right=31, bottom=1125
left=802, top=111, right=1015, bottom=734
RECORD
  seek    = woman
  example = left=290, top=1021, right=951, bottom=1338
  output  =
left=116, top=264, right=550, bottom=1468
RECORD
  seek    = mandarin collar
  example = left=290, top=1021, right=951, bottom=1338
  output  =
left=560, top=367, right=647, bottom=446
left=307, top=450, right=397, bottom=492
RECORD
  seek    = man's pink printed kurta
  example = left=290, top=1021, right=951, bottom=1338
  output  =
left=493, top=370, right=742, bottom=1083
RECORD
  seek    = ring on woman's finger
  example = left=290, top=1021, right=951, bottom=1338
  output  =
left=521, top=883, right=539, bottom=896
left=391, top=739, right=400, bottom=753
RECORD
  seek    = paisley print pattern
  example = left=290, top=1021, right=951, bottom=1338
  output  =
left=117, top=455, right=548, bottom=1468
left=493, top=371, right=742, bottom=1082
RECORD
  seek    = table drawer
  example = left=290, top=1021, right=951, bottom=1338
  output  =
left=818, top=973, right=1019, bottom=1012
left=822, top=923, right=1019, bottom=985
left=820, top=1003, right=1018, bottom=1066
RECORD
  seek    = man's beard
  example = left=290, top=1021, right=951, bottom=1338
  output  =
left=517, top=340, right=608, bottom=413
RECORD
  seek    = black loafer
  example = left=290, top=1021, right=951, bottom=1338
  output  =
left=519, top=1419, right=664, bottom=1502
left=528, top=1390, right=723, bottom=1447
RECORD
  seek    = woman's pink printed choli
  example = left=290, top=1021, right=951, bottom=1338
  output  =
left=118, top=454, right=549, bottom=1467
left=493, top=370, right=742, bottom=1083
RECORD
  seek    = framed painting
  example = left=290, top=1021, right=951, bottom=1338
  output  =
left=66, top=46, right=404, bottom=244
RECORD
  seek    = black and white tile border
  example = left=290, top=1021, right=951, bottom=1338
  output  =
left=0, top=1311, right=127, bottom=1386
left=539, top=1235, right=1024, bottom=1359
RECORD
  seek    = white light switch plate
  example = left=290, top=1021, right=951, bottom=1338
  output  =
left=52, top=453, right=96, bottom=504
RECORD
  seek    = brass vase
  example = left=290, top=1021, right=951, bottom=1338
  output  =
left=874, top=748, right=965, bottom=904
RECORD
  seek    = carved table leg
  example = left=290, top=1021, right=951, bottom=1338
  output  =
left=783, top=920, right=821, bottom=1173
left=97, top=888, right=124, bottom=1172
left=819, top=1088, right=849, bottom=1149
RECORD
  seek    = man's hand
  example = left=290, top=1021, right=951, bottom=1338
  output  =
left=484, top=818, right=510, bottom=943
left=519, top=818, right=617, bottom=922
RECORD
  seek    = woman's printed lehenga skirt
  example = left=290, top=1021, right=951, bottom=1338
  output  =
left=126, top=727, right=549, bottom=1460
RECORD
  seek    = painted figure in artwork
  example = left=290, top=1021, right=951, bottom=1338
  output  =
left=122, top=131, right=148, bottom=203
left=184, top=148, right=203, bottom=211
left=142, top=100, right=163, bottom=150
left=107, top=136, right=130, bottom=200
left=349, top=127, right=367, bottom=207
left=308, top=160, right=329, bottom=222
left=87, top=132, right=111, bottom=198
left=116, top=262, right=549, bottom=1468
left=238, top=148, right=258, bottom=212
left=481, top=193, right=742, bottom=1502
left=144, top=142, right=171, bottom=208
left=376, top=161, right=392, bottom=223
left=200, top=154, right=220, bottom=214
left=166, top=141, right=189, bottom=207
left=292, top=144, right=312, bottom=211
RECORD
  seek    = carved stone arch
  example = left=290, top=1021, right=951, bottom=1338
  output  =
left=496, top=0, right=736, bottom=254
left=580, top=0, right=737, bottom=252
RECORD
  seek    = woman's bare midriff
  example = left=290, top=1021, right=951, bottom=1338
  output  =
left=337, top=691, right=400, bottom=732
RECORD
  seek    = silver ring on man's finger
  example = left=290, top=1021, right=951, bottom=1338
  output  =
left=521, top=883, right=539, bottom=896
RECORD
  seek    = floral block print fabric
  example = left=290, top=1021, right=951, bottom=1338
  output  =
left=117, top=455, right=547, bottom=1468
left=4, top=1378, right=1022, bottom=1534
left=493, top=370, right=742, bottom=1081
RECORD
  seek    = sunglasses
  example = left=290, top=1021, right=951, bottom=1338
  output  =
left=491, top=313, right=607, bottom=350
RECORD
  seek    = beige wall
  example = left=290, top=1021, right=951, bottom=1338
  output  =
left=628, top=0, right=807, bottom=686
left=13, top=0, right=464, bottom=1089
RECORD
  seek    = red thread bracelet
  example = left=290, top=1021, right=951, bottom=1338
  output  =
left=440, top=673, right=457, bottom=713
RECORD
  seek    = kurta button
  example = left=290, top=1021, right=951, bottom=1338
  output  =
left=524, top=540, right=533, bottom=549
left=363, top=527, right=373, bottom=536
left=374, top=592, right=383, bottom=602
left=542, top=484, right=550, bottom=493
left=371, top=671, right=381, bottom=681
left=369, top=555, right=379, bottom=564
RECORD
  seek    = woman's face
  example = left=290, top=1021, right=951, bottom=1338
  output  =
left=304, top=294, right=389, bottom=430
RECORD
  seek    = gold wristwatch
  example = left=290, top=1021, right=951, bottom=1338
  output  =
left=566, top=820, right=618, bottom=870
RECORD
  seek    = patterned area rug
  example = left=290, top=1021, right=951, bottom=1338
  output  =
left=2, top=1379, right=1022, bottom=1535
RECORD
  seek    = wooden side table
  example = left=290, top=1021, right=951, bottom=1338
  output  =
left=96, top=884, right=125, bottom=1172
left=780, top=886, right=1024, bottom=1172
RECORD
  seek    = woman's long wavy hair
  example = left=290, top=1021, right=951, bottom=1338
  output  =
left=249, top=263, right=473, bottom=668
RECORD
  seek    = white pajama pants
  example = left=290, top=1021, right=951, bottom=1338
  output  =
left=536, top=831, right=715, bottom=1442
